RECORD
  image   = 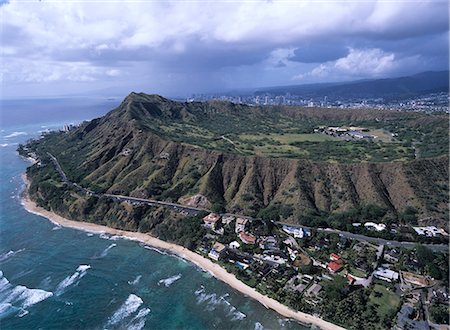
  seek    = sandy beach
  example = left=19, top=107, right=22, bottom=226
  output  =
left=21, top=174, right=344, bottom=330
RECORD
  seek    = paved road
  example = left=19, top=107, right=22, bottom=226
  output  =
left=277, top=222, right=448, bottom=253
left=46, top=152, right=448, bottom=252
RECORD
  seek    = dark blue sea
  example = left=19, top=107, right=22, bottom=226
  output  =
left=0, top=98, right=308, bottom=329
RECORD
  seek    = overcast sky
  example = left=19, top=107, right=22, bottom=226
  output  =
left=1, top=0, right=448, bottom=98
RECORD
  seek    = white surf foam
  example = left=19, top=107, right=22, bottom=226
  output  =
left=126, top=307, right=151, bottom=330
left=98, top=244, right=117, bottom=258
left=0, top=144, right=9, bottom=148
left=99, top=233, right=122, bottom=241
left=0, top=272, right=53, bottom=318
left=107, top=294, right=144, bottom=326
left=0, top=249, right=25, bottom=262
left=3, top=131, right=27, bottom=138
left=143, top=245, right=168, bottom=255
left=55, top=265, right=91, bottom=296
left=128, top=275, right=142, bottom=286
left=255, top=322, right=264, bottom=330
left=157, top=274, right=182, bottom=287
left=194, top=287, right=246, bottom=321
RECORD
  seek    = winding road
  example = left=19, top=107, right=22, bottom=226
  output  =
left=46, top=152, right=448, bottom=253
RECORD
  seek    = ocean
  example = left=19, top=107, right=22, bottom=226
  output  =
left=0, top=98, right=308, bottom=329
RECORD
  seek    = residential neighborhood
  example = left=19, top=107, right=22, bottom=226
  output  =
left=197, top=212, right=449, bottom=330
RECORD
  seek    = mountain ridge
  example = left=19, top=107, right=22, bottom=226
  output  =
left=23, top=94, right=449, bottom=227
left=252, top=70, right=449, bottom=99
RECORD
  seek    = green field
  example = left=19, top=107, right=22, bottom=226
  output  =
left=368, top=284, right=400, bottom=324
left=240, top=133, right=338, bottom=143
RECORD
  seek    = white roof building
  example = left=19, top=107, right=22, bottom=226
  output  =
left=413, top=226, right=447, bottom=237
left=364, top=222, right=386, bottom=232
left=373, top=268, right=399, bottom=282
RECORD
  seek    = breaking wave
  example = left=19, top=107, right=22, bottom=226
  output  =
left=3, top=132, right=27, bottom=138
left=55, top=265, right=91, bottom=296
left=158, top=274, right=182, bottom=287
left=0, top=271, right=53, bottom=320
left=194, top=287, right=246, bottom=321
left=0, top=249, right=25, bottom=262
left=142, top=245, right=168, bottom=255
left=93, top=244, right=117, bottom=259
left=255, top=322, right=264, bottom=330
left=128, top=275, right=142, bottom=286
left=99, top=233, right=121, bottom=241
left=106, top=294, right=150, bottom=329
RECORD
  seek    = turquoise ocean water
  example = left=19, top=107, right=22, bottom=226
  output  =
left=0, top=98, right=308, bottom=330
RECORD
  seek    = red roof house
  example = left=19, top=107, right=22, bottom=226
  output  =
left=239, top=232, right=257, bottom=245
left=330, top=253, right=341, bottom=261
left=327, top=259, right=344, bottom=273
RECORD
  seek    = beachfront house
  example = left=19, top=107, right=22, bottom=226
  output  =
left=235, top=217, right=249, bottom=233
left=208, top=242, right=227, bottom=261
left=203, top=213, right=221, bottom=229
left=304, top=283, right=323, bottom=306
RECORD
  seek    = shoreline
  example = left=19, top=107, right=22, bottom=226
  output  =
left=21, top=174, right=344, bottom=330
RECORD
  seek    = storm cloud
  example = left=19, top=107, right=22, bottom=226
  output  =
left=1, top=0, right=448, bottom=97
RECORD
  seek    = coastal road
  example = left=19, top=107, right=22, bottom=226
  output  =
left=46, top=152, right=448, bottom=252
left=277, top=222, right=448, bottom=253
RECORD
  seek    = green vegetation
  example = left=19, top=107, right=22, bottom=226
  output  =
left=429, top=304, right=450, bottom=324
left=368, top=284, right=400, bottom=326
left=126, top=93, right=448, bottom=162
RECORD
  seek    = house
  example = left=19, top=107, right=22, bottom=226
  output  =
left=258, top=263, right=273, bottom=277
left=239, top=232, right=257, bottom=245
left=373, top=268, right=399, bottom=282
left=259, top=236, right=278, bottom=250
left=413, top=226, right=447, bottom=237
left=330, top=253, right=341, bottom=261
left=347, top=274, right=356, bottom=285
left=396, top=304, right=430, bottom=330
left=327, top=259, right=344, bottom=273
left=260, top=254, right=288, bottom=265
left=306, top=283, right=322, bottom=297
left=364, top=222, right=386, bottom=231
left=235, top=217, right=249, bottom=233
left=282, top=225, right=310, bottom=239
left=203, top=213, right=221, bottom=229
left=304, top=283, right=323, bottom=306
left=208, top=242, right=227, bottom=261
left=348, top=131, right=372, bottom=139
left=384, top=249, right=400, bottom=263
left=229, top=241, right=241, bottom=249
left=222, top=215, right=235, bottom=225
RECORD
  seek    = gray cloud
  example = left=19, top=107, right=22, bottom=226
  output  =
left=1, top=0, right=448, bottom=98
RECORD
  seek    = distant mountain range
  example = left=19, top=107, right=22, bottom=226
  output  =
left=252, top=71, right=449, bottom=100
